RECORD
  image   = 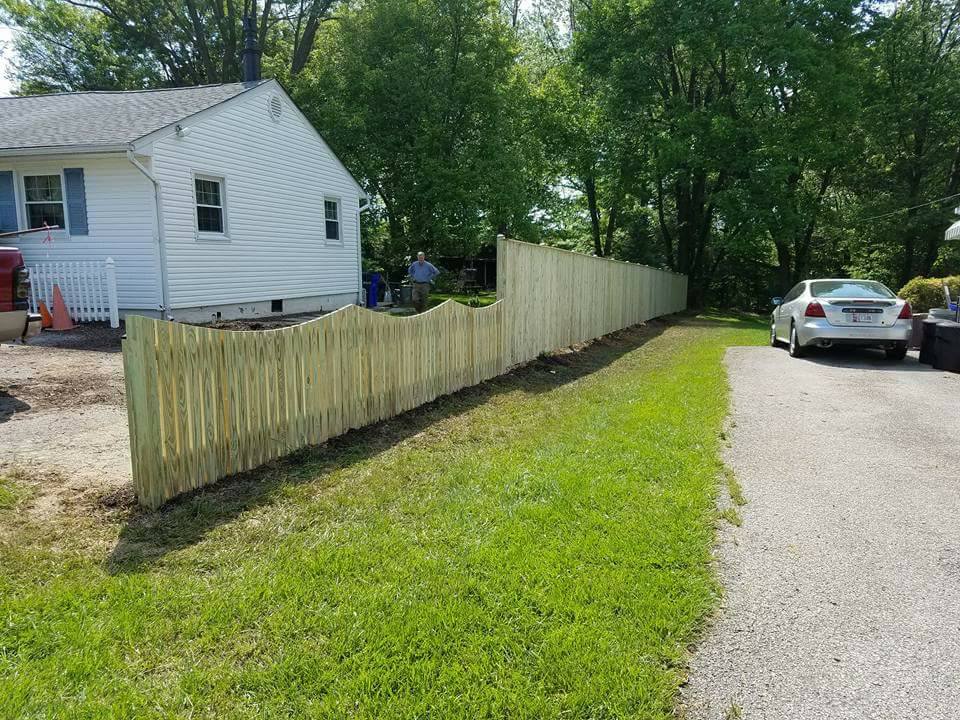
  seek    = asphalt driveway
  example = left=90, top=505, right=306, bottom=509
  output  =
left=683, top=346, right=960, bottom=719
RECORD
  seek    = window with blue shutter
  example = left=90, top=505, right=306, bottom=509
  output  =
left=0, top=171, right=18, bottom=232
left=63, top=167, right=88, bottom=235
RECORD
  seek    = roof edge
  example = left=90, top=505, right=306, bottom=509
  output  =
left=0, top=143, right=131, bottom=157
left=130, top=79, right=271, bottom=149
left=0, top=80, right=265, bottom=101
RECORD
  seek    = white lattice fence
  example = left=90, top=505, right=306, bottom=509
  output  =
left=28, top=258, right=119, bottom=328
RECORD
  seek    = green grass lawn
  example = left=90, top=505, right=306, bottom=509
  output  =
left=429, top=289, right=498, bottom=308
left=0, top=314, right=764, bottom=719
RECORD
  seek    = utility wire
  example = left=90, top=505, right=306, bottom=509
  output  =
left=854, top=192, right=960, bottom=224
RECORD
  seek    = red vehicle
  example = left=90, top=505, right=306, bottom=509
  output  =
left=0, top=246, right=41, bottom=342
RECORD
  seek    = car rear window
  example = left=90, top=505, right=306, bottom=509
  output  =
left=810, top=280, right=895, bottom=299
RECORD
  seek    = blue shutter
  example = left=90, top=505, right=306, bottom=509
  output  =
left=63, top=167, right=88, bottom=235
left=0, top=171, right=17, bottom=232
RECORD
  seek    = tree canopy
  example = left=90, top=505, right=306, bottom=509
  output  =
left=3, top=0, right=959, bottom=305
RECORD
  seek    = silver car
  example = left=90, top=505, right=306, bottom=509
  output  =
left=770, top=279, right=913, bottom=360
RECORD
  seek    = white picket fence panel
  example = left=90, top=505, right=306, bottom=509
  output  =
left=28, top=257, right=120, bottom=328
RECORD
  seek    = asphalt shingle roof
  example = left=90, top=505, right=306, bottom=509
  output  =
left=0, top=81, right=267, bottom=152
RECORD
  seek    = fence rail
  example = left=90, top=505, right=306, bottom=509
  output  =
left=124, top=239, right=687, bottom=508
left=28, top=258, right=119, bottom=328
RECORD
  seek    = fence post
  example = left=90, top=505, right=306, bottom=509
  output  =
left=105, top=257, right=120, bottom=328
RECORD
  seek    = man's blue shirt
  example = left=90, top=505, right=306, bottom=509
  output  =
left=409, top=261, right=440, bottom=283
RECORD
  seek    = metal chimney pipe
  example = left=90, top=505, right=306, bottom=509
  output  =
left=241, top=14, right=261, bottom=82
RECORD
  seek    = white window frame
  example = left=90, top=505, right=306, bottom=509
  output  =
left=324, top=196, right=342, bottom=245
left=21, top=171, right=68, bottom=235
left=193, top=173, right=229, bottom=240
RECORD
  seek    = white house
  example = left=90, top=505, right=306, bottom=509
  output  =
left=0, top=78, right=366, bottom=322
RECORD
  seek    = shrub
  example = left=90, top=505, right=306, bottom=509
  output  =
left=898, top=275, right=960, bottom=312
left=431, top=267, right=456, bottom=292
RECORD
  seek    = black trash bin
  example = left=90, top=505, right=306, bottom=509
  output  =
left=919, top=318, right=942, bottom=365
left=933, top=321, right=960, bottom=372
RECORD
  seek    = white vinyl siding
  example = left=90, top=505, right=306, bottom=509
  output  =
left=151, top=83, right=362, bottom=309
left=1, top=154, right=162, bottom=310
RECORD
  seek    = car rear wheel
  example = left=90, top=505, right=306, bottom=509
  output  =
left=789, top=323, right=806, bottom=358
left=885, top=342, right=907, bottom=361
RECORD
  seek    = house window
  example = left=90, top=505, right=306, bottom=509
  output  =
left=195, top=176, right=225, bottom=234
left=324, top=199, right=340, bottom=242
left=24, top=174, right=66, bottom=230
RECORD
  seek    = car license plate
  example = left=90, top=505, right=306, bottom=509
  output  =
left=850, top=313, right=877, bottom=323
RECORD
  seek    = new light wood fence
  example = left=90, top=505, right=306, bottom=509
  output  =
left=497, top=239, right=687, bottom=366
left=123, top=301, right=505, bottom=509
left=123, top=238, right=686, bottom=508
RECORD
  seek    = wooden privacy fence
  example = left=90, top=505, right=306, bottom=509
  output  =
left=123, top=301, right=505, bottom=509
left=123, top=238, right=686, bottom=508
left=496, top=239, right=687, bottom=366
left=28, top=257, right=119, bottom=328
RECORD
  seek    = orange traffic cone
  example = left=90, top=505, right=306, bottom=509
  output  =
left=50, top=284, right=74, bottom=331
left=38, top=300, right=53, bottom=329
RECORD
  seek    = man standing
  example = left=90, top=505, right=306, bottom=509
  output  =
left=408, top=251, right=440, bottom=313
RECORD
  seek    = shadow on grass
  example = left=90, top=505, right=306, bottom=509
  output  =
left=679, top=310, right=767, bottom=330
left=105, top=316, right=681, bottom=574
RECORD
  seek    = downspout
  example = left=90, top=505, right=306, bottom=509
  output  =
left=126, top=148, right=171, bottom=317
left=357, top=195, right=370, bottom=306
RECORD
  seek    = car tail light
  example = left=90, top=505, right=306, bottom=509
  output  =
left=804, top=301, right=826, bottom=318
left=898, top=302, right=912, bottom=320
left=13, top=265, right=30, bottom=311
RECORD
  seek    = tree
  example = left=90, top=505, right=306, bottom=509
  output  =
left=1, top=0, right=162, bottom=92
left=854, top=0, right=960, bottom=287
left=576, top=0, right=762, bottom=300
left=293, top=0, right=546, bottom=258
left=0, top=0, right=342, bottom=90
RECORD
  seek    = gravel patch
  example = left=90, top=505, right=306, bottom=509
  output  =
left=1, top=337, right=129, bottom=516
left=683, top=345, right=960, bottom=719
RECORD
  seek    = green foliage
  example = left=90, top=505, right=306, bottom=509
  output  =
left=0, top=318, right=766, bottom=718
left=1, top=0, right=163, bottom=92
left=291, top=0, right=547, bottom=257
left=853, top=1, right=960, bottom=288
left=898, top=275, right=960, bottom=312
left=0, top=0, right=347, bottom=88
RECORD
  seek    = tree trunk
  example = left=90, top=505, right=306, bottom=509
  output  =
left=655, top=174, right=675, bottom=267
left=793, top=167, right=834, bottom=283
left=584, top=174, right=603, bottom=256
left=291, top=0, right=334, bottom=75
left=183, top=0, right=218, bottom=82
left=603, top=204, right=618, bottom=257
left=774, top=239, right=793, bottom=293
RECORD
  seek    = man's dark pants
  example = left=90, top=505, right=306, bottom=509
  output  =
left=412, top=282, right=431, bottom=313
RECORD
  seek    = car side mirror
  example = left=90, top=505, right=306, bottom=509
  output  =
left=772, top=297, right=783, bottom=306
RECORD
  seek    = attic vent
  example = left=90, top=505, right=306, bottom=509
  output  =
left=268, top=94, right=283, bottom=122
